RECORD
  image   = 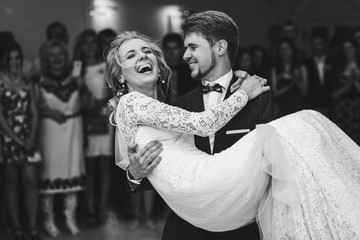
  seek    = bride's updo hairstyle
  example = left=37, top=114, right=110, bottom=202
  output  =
left=106, top=31, right=171, bottom=115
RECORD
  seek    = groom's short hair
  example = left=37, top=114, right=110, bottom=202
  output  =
left=181, top=10, right=239, bottom=64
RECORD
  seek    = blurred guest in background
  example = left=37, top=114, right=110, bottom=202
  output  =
left=0, top=31, right=15, bottom=61
left=267, top=23, right=282, bottom=63
left=0, top=31, right=34, bottom=79
left=45, top=22, right=69, bottom=45
left=37, top=40, right=87, bottom=237
left=280, top=20, right=306, bottom=61
left=234, top=47, right=252, bottom=73
left=331, top=37, right=360, bottom=145
left=73, top=29, right=114, bottom=225
left=250, top=45, right=270, bottom=80
left=270, top=38, right=308, bottom=115
left=0, top=41, right=41, bottom=240
left=304, top=32, right=334, bottom=116
left=0, top=30, right=16, bottom=232
left=98, top=28, right=117, bottom=59
left=162, top=32, right=197, bottom=102
left=352, top=26, right=360, bottom=61
left=31, top=22, right=70, bottom=77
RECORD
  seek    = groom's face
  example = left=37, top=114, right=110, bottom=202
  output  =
left=183, top=32, right=216, bottom=81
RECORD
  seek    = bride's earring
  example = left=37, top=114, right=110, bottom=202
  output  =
left=117, top=78, right=127, bottom=97
left=158, top=73, right=166, bottom=85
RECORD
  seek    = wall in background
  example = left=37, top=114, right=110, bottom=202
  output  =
left=0, top=0, right=89, bottom=60
left=1, top=0, right=359, bottom=61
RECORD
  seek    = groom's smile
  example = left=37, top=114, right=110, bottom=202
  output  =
left=184, top=32, right=217, bottom=80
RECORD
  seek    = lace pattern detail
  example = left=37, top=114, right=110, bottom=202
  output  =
left=116, top=90, right=248, bottom=146
left=262, top=110, right=360, bottom=239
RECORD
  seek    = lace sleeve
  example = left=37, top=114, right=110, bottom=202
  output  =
left=118, top=90, right=248, bottom=137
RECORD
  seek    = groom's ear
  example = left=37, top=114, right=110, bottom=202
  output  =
left=216, top=39, right=228, bottom=56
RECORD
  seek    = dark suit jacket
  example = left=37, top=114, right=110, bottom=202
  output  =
left=305, top=57, right=334, bottom=109
left=175, top=63, right=199, bottom=98
left=161, top=76, right=281, bottom=240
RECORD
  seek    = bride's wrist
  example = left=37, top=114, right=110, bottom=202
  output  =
left=236, top=89, right=249, bottom=102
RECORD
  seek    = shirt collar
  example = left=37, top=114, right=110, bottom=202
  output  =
left=202, top=70, right=233, bottom=91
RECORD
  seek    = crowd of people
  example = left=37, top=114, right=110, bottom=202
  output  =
left=0, top=16, right=360, bottom=240
left=235, top=21, right=360, bottom=145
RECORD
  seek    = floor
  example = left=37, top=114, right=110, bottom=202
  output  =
left=0, top=165, right=168, bottom=240
left=0, top=211, right=165, bottom=240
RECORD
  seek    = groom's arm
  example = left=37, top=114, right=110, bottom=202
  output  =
left=125, top=141, right=163, bottom=192
left=257, top=90, right=282, bottom=123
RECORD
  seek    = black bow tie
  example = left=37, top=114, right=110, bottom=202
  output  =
left=202, top=83, right=223, bottom=94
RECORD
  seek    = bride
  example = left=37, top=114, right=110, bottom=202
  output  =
left=106, top=31, right=360, bottom=239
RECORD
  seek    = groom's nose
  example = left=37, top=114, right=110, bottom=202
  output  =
left=183, top=48, right=191, bottom=63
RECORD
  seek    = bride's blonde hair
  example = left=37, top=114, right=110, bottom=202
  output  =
left=106, top=31, right=172, bottom=118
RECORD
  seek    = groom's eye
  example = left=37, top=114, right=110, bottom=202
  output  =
left=189, top=45, right=197, bottom=51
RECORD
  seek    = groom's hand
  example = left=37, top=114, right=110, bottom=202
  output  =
left=127, top=141, right=163, bottom=180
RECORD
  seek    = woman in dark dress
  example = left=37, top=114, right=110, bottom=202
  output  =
left=0, top=42, right=41, bottom=240
left=331, top=37, right=360, bottom=145
left=270, top=38, right=308, bottom=115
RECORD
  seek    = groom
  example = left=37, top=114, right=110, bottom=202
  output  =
left=126, top=10, right=281, bottom=240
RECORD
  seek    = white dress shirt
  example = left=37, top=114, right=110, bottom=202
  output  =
left=314, top=56, right=325, bottom=86
left=202, top=70, right=233, bottom=154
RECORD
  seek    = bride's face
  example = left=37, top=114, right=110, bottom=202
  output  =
left=118, top=38, right=159, bottom=92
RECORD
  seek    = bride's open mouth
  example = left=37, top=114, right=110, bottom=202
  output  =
left=136, top=63, right=153, bottom=74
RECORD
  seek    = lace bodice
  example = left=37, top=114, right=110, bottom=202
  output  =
left=116, top=90, right=248, bottom=147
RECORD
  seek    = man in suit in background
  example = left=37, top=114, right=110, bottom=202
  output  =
left=126, top=10, right=281, bottom=240
left=305, top=32, right=334, bottom=117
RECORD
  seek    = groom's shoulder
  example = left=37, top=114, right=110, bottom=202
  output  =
left=249, top=90, right=282, bottom=120
left=254, top=89, right=277, bottom=104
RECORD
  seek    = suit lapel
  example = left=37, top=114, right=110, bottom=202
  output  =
left=213, top=75, right=237, bottom=154
left=192, top=85, right=212, bottom=154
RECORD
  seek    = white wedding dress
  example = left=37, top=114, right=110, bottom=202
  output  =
left=113, top=90, right=360, bottom=239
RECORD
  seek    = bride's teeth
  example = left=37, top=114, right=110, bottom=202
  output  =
left=138, top=64, right=152, bottom=73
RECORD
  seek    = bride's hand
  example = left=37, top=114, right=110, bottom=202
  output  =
left=230, top=70, right=249, bottom=93
left=238, top=75, right=270, bottom=100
